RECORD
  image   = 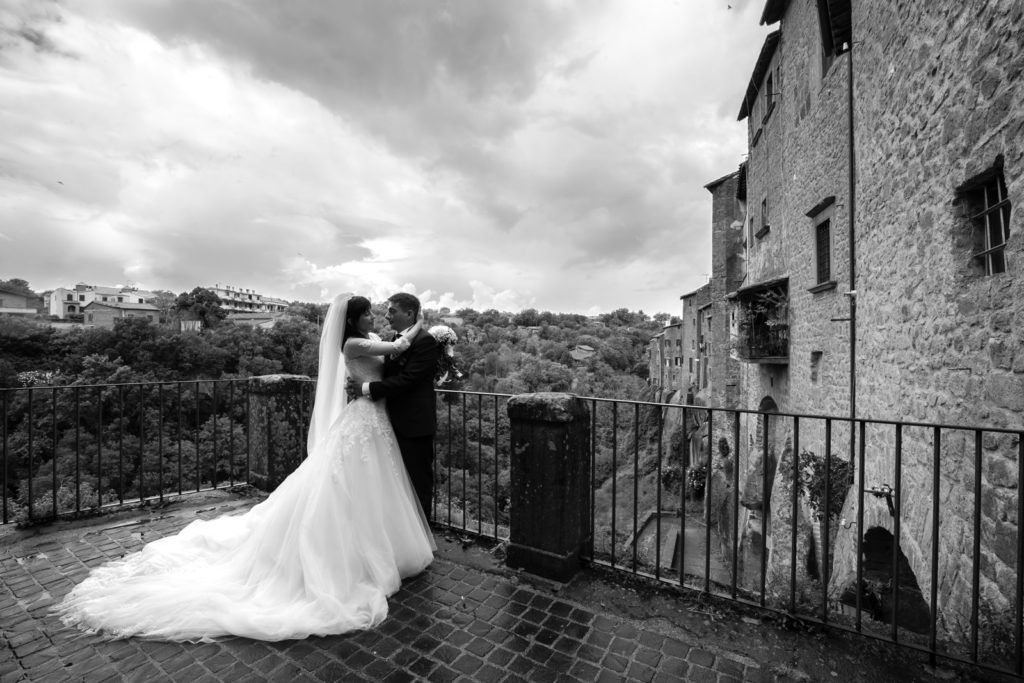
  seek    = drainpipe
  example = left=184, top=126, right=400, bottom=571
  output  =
left=846, top=41, right=857, bottom=455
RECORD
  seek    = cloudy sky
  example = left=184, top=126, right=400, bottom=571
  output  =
left=1, top=0, right=767, bottom=315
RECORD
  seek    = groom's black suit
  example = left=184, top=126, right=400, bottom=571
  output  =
left=369, top=329, right=440, bottom=518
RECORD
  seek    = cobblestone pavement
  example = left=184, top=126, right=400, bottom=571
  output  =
left=0, top=493, right=1015, bottom=682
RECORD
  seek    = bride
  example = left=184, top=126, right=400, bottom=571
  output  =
left=56, top=293, right=436, bottom=641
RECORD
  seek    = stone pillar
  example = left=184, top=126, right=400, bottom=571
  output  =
left=247, top=374, right=314, bottom=491
left=506, top=392, right=591, bottom=582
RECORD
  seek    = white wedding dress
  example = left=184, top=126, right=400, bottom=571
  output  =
left=56, top=294, right=435, bottom=642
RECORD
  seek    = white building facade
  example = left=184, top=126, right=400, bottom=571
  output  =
left=210, top=284, right=289, bottom=314
left=48, top=284, right=156, bottom=319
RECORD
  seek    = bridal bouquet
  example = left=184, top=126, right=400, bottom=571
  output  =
left=428, top=325, right=465, bottom=388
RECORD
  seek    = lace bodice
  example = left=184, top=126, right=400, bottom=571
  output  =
left=345, top=354, right=384, bottom=384
left=343, top=333, right=406, bottom=384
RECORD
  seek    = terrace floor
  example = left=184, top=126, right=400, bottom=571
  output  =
left=0, top=490, right=1012, bottom=683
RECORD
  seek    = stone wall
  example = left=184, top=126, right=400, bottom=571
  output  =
left=743, top=34, right=789, bottom=292
left=705, top=171, right=750, bottom=533
left=828, top=0, right=1024, bottom=641
left=680, top=284, right=711, bottom=401
left=706, top=171, right=746, bottom=413
left=776, top=9, right=853, bottom=423
left=723, top=0, right=1023, bottom=644
left=738, top=1, right=854, bottom=426
left=247, top=374, right=313, bottom=491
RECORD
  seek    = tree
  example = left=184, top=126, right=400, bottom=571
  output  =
left=286, top=301, right=328, bottom=326
left=475, top=309, right=507, bottom=327
left=0, top=278, right=34, bottom=295
left=265, top=317, right=320, bottom=375
left=174, top=288, right=226, bottom=328
left=148, top=290, right=178, bottom=323
left=0, top=316, right=56, bottom=386
left=109, top=317, right=158, bottom=370
left=148, top=332, right=230, bottom=378
left=512, top=308, right=541, bottom=327
left=455, top=308, right=479, bottom=324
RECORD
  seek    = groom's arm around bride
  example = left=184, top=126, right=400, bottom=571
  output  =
left=368, top=293, right=441, bottom=518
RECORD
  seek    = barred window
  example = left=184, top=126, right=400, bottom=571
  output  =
left=959, top=164, right=1011, bottom=275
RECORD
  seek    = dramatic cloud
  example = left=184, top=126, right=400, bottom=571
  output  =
left=0, top=0, right=768, bottom=314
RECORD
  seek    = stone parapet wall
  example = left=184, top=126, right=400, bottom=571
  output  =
left=247, top=374, right=314, bottom=491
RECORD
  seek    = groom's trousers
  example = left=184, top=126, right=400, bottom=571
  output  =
left=397, top=435, right=434, bottom=520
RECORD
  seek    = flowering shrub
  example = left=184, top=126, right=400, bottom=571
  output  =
left=686, top=462, right=707, bottom=499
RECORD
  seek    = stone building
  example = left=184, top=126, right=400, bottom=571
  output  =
left=679, top=285, right=711, bottom=403
left=0, top=285, right=39, bottom=317
left=82, top=301, right=161, bottom=329
left=705, top=0, right=1022, bottom=642
left=647, top=322, right=684, bottom=393
left=705, top=169, right=747, bottom=413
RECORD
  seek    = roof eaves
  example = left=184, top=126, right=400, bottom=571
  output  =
left=704, top=170, right=739, bottom=192
left=737, top=30, right=781, bottom=121
left=679, top=282, right=712, bottom=300
left=759, top=0, right=789, bottom=25
left=735, top=276, right=789, bottom=296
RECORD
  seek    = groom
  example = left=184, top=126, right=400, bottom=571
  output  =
left=355, top=293, right=440, bottom=518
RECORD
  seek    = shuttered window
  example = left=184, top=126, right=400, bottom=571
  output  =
left=816, top=219, right=831, bottom=283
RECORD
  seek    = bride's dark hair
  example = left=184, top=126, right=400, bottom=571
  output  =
left=343, top=296, right=372, bottom=343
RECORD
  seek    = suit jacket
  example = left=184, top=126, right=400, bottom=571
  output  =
left=368, top=329, right=439, bottom=437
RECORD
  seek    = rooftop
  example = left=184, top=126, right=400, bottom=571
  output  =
left=0, top=491, right=1005, bottom=682
left=82, top=301, right=160, bottom=311
left=737, top=30, right=781, bottom=121
left=0, top=285, right=32, bottom=298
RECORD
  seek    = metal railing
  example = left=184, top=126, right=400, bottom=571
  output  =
left=3, top=382, right=1021, bottom=679
left=0, top=379, right=295, bottom=525
left=434, top=391, right=1023, bottom=681
left=432, top=389, right=513, bottom=542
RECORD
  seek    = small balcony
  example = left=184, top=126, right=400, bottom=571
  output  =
left=731, top=278, right=789, bottom=364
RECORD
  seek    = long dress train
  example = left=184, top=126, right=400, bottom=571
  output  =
left=56, top=297, right=435, bottom=642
